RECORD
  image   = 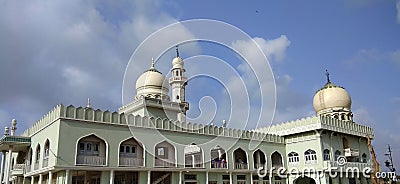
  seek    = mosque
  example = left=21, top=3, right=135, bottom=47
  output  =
left=0, top=48, right=374, bottom=184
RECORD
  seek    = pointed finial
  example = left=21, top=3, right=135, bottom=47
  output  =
left=87, top=98, right=91, bottom=108
left=151, top=58, right=155, bottom=69
left=176, top=45, right=180, bottom=57
left=325, top=69, right=331, bottom=83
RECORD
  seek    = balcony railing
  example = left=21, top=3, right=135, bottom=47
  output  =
left=154, top=159, right=175, bottom=167
left=235, top=162, right=248, bottom=170
left=211, top=162, right=227, bottom=169
left=11, top=164, right=25, bottom=175
left=76, top=155, right=106, bottom=165
left=254, top=163, right=267, bottom=170
left=344, top=148, right=360, bottom=157
left=34, top=162, right=39, bottom=170
left=25, top=164, right=31, bottom=173
left=119, top=157, right=144, bottom=167
left=43, top=158, right=48, bottom=167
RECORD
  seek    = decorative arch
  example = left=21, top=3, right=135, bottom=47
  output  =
left=233, top=147, right=248, bottom=169
left=184, top=143, right=204, bottom=168
left=210, top=145, right=227, bottom=168
left=154, top=140, right=176, bottom=167
left=288, top=152, right=299, bottom=165
left=304, top=149, right=317, bottom=164
left=43, top=139, right=50, bottom=167
left=75, top=134, right=108, bottom=166
left=271, top=151, right=283, bottom=168
left=118, top=137, right=144, bottom=167
left=253, top=149, right=266, bottom=169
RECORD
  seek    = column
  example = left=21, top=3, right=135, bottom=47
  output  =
left=229, top=172, right=232, bottom=184
left=109, top=170, right=114, bottom=184
left=250, top=173, right=253, bottom=183
left=5, top=146, right=13, bottom=184
left=147, top=171, right=150, bottom=184
left=178, top=171, right=182, bottom=184
left=0, top=151, right=6, bottom=183
left=38, top=174, right=42, bottom=184
left=205, top=171, right=209, bottom=184
left=31, top=176, right=34, bottom=184
left=48, top=172, right=52, bottom=184
left=65, top=170, right=70, bottom=184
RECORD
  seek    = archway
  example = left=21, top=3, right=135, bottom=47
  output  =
left=294, top=176, right=316, bottom=184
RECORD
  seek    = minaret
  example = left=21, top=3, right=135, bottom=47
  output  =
left=169, top=46, right=189, bottom=122
left=169, top=46, right=187, bottom=103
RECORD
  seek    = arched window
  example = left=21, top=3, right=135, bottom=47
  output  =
left=253, top=149, right=266, bottom=169
left=304, top=149, right=317, bottom=164
left=362, top=153, right=367, bottom=163
left=334, top=150, right=341, bottom=161
left=44, top=140, right=50, bottom=159
left=323, top=149, right=330, bottom=161
left=288, top=152, right=299, bottom=164
left=233, top=148, right=248, bottom=169
left=155, top=141, right=176, bottom=167
left=210, top=145, right=227, bottom=169
left=343, top=137, right=349, bottom=149
left=271, top=151, right=283, bottom=168
left=43, top=140, right=50, bottom=167
left=76, top=134, right=107, bottom=165
left=119, top=137, right=144, bottom=167
left=35, top=145, right=41, bottom=164
left=184, top=143, right=203, bottom=168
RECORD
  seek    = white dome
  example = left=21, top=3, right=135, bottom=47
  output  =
left=313, top=82, right=351, bottom=114
left=135, top=67, right=170, bottom=101
left=172, top=56, right=183, bottom=68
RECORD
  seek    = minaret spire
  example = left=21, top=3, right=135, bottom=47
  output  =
left=151, top=57, right=155, bottom=69
left=176, top=45, right=180, bottom=57
left=325, top=69, right=331, bottom=84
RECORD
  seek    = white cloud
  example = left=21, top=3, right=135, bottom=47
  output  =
left=223, top=35, right=312, bottom=129
left=0, top=0, right=199, bottom=127
left=232, top=35, right=291, bottom=65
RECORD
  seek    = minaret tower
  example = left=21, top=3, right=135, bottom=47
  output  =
left=169, top=46, right=187, bottom=103
left=169, top=46, right=189, bottom=121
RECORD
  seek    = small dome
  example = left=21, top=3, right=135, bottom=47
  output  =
left=313, top=82, right=351, bottom=114
left=135, top=61, right=169, bottom=101
left=172, top=56, right=183, bottom=68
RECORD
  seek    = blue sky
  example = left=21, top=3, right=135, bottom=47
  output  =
left=1, top=0, right=399, bottom=171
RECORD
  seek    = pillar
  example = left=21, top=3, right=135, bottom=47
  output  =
left=30, top=176, right=34, bottom=184
left=147, top=171, right=150, bottom=184
left=0, top=151, right=6, bottom=183
left=38, top=174, right=42, bottom=184
left=48, top=172, right=52, bottom=184
left=109, top=170, right=114, bottom=184
left=205, top=171, right=208, bottom=184
left=5, top=146, right=13, bottom=184
left=179, top=171, right=182, bottom=184
left=229, top=172, right=232, bottom=184
left=65, top=170, right=70, bottom=184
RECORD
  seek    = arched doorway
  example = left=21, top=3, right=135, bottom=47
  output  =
left=294, top=176, right=316, bottom=184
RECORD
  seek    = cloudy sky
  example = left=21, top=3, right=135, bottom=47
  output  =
left=1, top=0, right=400, bottom=170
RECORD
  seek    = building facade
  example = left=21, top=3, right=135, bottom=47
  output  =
left=0, top=51, right=374, bottom=184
